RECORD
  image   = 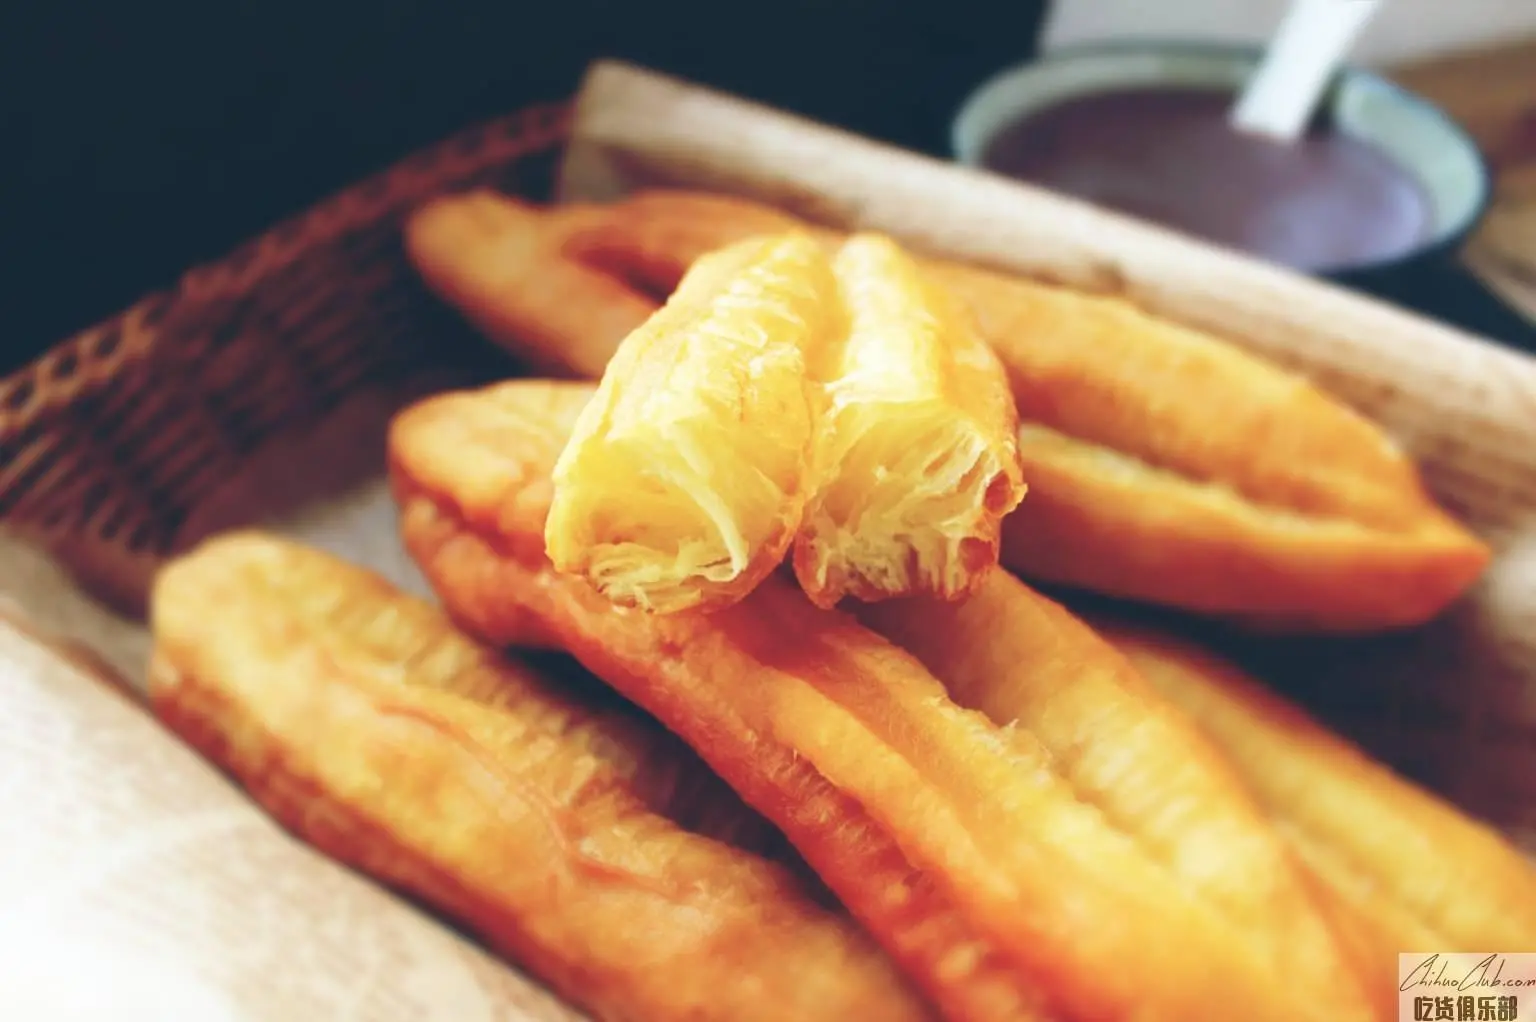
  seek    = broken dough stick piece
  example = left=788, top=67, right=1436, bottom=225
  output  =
left=544, top=231, right=837, bottom=614
left=794, top=233, right=1025, bottom=609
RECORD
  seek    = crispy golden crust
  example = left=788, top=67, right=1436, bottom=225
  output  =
left=391, top=379, right=1372, bottom=1022
left=852, top=573, right=1374, bottom=1020
left=1092, top=616, right=1536, bottom=964
left=413, top=188, right=1488, bottom=631
left=793, top=233, right=1025, bottom=608
left=544, top=232, right=835, bottom=614
left=149, top=533, right=930, bottom=1022
left=928, top=268, right=1490, bottom=632
left=997, top=428, right=1489, bottom=632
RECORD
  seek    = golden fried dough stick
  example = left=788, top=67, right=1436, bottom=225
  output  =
left=792, top=234, right=1025, bottom=608
left=537, top=188, right=1491, bottom=632
left=150, top=533, right=931, bottom=1022
left=1093, top=617, right=1536, bottom=966
left=389, top=379, right=1374, bottom=1022
left=852, top=572, right=1374, bottom=1020
left=543, top=231, right=836, bottom=614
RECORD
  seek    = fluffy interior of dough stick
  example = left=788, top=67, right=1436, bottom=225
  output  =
left=795, top=234, right=1025, bottom=608
left=544, top=231, right=835, bottom=613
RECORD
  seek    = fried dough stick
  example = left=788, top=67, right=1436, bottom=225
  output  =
left=795, top=234, right=1025, bottom=608
left=389, top=379, right=1374, bottom=1022
left=852, top=573, right=1375, bottom=1019
left=544, top=232, right=835, bottom=614
left=1092, top=618, right=1536, bottom=967
left=150, top=533, right=932, bottom=1022
left=924, top=261, right=1489, bottom=635
left=408, top=188, right=1487, bottom=632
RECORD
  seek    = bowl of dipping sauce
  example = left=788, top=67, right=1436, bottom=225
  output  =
left=951, top=43, right=1492, bottom=283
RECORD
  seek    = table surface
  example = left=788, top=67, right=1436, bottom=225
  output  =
left=1394, top=38, right=1536, bottom=327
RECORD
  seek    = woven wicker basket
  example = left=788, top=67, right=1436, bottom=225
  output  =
left=0, top=103, right=570, bottom=614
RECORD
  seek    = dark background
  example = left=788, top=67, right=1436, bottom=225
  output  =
left=1, top=0, right=1052, bottom=374
left=6, top=2, right=1532, bottom=375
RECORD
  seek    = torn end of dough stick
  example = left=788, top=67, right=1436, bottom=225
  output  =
left=1091, top=616, right=1536, bottom=961
left=148, top=532, right=932, bottom=1022
left=794, top=233, right=1025, bottom=608
left=544, top=231, right=837, bottom=614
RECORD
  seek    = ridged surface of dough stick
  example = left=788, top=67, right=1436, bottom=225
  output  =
left=793, top=234, right=1025, bottom=608
left=150, top=533, right=933, bottom=1022
left=853, top=573, right=1375, bottom=1020
left=544, top=231, right=836, bottom=614
left=1094, top=617, right=1536, bottom=966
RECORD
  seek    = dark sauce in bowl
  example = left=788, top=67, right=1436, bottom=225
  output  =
left=980, top=87, right=1435, bottom=272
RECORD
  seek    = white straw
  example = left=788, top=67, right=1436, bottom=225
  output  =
left=1231, top=0, right=1385, bottom=142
